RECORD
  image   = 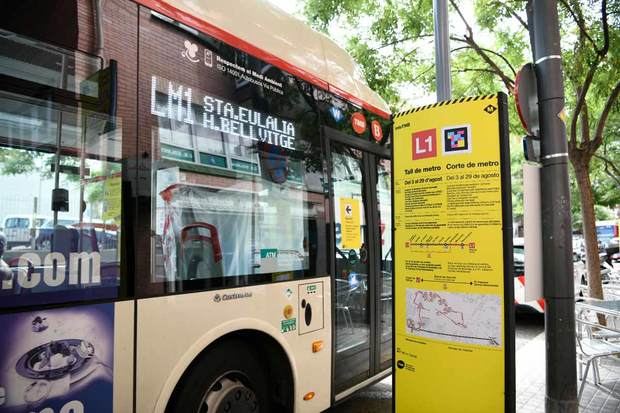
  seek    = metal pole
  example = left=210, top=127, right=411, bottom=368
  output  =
left=528, top=1, right=578, bottom=411
left=53, top=54, right=67, bottom=226
left=433, top=0, right=451, bottom=101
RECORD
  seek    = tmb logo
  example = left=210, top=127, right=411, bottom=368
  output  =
left=442, top=125, right=471, bottom=155
left=351, top=112, right=367, bottom=134
left=411, top=129, right=437, bottom=160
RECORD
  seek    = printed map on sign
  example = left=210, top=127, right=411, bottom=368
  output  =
left=405, top=288, right=501, bottom=347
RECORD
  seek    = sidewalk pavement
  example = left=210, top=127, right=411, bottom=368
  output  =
left=517, top=331, right=620, bottom=412
left=330, top=329, right=620, bottom=412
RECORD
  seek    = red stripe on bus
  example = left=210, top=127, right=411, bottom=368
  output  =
left=134, top=0, right=390, bottom=119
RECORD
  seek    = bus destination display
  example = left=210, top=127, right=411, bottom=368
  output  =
left=151, top=76, right=296, bottom=151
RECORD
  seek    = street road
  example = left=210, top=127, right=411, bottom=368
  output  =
left=326, top=309, right=545, bottom=413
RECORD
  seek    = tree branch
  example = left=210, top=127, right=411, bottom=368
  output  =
left=570, top=59, right=603, bottom=149
left=593, top=153, right=620, bottom=188
left=397, top=48, right=418, bottom=66
left=577, top=86, right=590, bottom=145
left=376, top=34, right=433, bottom=50
left=453, top=68, right=499, bottom=75
left=560, top=0, right=609, bottom=57
left=591, top=78, right=620, bottom=150
left=410, top=65, right=436, bottom=84
left=571, top=0, right=611, bottom=151
left=493, top=1, right=528, bottom=30
left=451, top=46, right=517, bottom=76
left=449, top=0, right=473, bottom=38
left=451, top=36, right=515, bottom=91
left=600, top=0, right=610, bottom=57
left=558, top=0, right=598, bottom=52
left=448, top=0, right=515, bottom=92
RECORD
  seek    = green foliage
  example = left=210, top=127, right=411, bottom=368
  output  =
left=304, top=0, right=435, bottom=111
left=302, top=0, right=533, bottom=216
left=510, top=141, right=524, bottom=221
left=301, top=0, right=620, bottom=230
left=0, top=146, right=120, bottom=218
left=595, top=205, right=616, bottom=221
left=304, top=0, right=381, bottom=33
left=0, top=147, right=40, bottom=175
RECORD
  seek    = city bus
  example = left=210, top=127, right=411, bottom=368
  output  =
left=0, top=0, right=393, bottom=412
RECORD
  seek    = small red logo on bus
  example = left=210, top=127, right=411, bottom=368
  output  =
left=371, top=120, right=383, bottom=142
left=351, top=112, right=367, bottom=134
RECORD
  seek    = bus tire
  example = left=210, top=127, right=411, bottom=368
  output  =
left=167, top=338, right=271, bottom=413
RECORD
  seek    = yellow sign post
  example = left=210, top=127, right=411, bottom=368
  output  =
left=393, top=94, right=514, bottom=412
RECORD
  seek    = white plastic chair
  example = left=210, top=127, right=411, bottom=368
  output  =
left=575, top=313, right=620, bottom=401
left=335, top=279, right=354, bottom=333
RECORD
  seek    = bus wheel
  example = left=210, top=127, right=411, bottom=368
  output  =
left=167, top=339, right=270, bottom=413
left=201, top=375, right=259, bottom=412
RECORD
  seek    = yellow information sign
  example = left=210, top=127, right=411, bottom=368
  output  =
left=393, top=94, right=513, bottom=412
left=102, top=176, right=122, bottom=222
left=339, top=197, right=361, bottom=249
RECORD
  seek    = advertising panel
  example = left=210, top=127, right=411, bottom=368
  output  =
left=0, top=303, right=114, bottom=413
left=0, top=248, right=120, bottom=309
left=0, top=171, right=122, bottom=309
left=393, top=94, right=514, bottom=412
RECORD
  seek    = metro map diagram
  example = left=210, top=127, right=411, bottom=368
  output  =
left=405, top=289, right=501, bottom=347
left=405, top=232, right=476, bottom=252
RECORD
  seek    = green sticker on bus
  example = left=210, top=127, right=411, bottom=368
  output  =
left=281, top=318, right=297, bottom=333
left=260, top=248, right=278, bottom=258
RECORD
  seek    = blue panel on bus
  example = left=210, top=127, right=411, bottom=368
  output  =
left=0, top=253, right=120, bottom=309
left=597, top=224, right=615, bottom=241
left=0, top=303, right=114, bottom=413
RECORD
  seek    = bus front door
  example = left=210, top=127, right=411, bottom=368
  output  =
left=328, top=129, right=392, bottom=398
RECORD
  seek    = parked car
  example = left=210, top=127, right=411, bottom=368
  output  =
left=574, top=253, right=614, bottom=287
left=35, top=219, right=76, bottom=250
left=34, top=219, right=118, bottom=252
left=1, top=215, right=48, bottom=249
left=604, top=237, right=619, bottom=263
left=512, top=239, right=543, bottom=312
left=513, top=238, right=584, bottom=313
left=71, top=221, right=118, bottom=251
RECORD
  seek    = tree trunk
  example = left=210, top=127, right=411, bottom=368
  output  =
left=573, top=161, right=604, bottom=300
